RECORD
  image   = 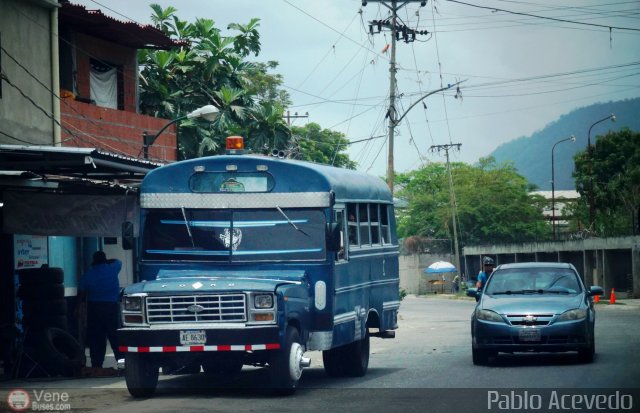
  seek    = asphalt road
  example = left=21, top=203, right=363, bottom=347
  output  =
left=2, top=296, right=639, bottom=413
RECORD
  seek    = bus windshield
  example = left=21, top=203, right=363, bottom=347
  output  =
left=142, top=208, right=326, bottom=262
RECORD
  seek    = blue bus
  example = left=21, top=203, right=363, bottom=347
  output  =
left=118, top=137, right=399, bottom=396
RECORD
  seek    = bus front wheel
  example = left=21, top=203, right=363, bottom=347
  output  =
left=125, top=353, right=159, bottom=398
left=269, top=326, right=304, bottom=395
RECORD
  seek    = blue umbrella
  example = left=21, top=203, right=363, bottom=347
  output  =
left=424, top=261, right=457, bottom=273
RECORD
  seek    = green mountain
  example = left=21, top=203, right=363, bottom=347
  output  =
left=490, top=97, right=640, bottom=190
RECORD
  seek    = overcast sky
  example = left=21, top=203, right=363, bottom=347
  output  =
left=73, top=0, right=640, bottom=177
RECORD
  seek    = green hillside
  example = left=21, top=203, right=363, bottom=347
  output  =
left=490, top=98, right=640, bottom=190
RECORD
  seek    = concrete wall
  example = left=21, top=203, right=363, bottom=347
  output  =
left=464, top=236, right=640, bottom=298
left=0, top=0, right=56, bottom=145
left=102, top=237, right=134, bottom=288
left=400, top=253, right=457, bottom=295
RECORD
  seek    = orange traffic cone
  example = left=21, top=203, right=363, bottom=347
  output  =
left=594, top=294, right=600, bottom=303
left=609, top=288, right=616, bottom=305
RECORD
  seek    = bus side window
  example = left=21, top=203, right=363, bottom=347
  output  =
left=359, top=203, right=370, bottom=246
left=381, top=204, right=390, bottom=244
left=335, top=209, right=346, bottom=260
left=347, top=204, right=358, bottom=246
left=371, top=204, right=380, bottom=245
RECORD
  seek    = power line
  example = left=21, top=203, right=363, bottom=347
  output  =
left=0, top=129, right=35, bottom=145
left=0, top=45, right=135, bottom=156
left=430, top=0, right=455, bottom=146
left=445, top=0, right=640, bottom=31
left=282, top=0, right=392, bottom=64
left=406, top=6, right=435, bottom=149
left=296, top=11, right=361, bottom=89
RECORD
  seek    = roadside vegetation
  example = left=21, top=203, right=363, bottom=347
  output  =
left=138, top=4, right=354, bottom=168
left=137, top=5, right=638, bottom=246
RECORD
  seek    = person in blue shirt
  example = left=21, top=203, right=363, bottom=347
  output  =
left=78, top=251, right=123, bottom=369
left=476, top=256, right=495, bottom=290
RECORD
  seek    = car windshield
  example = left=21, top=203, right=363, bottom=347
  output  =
left=484, top=267, right=582, bottom=295
left=142, top=208, right=326, bottom=262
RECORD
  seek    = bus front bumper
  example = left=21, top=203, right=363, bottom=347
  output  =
left=118, top=325, right=281, bottom=353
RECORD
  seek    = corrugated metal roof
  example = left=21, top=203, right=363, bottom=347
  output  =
left=0, top=144, right=163, bottom=180
left=60, top=1, right=186, bottom=50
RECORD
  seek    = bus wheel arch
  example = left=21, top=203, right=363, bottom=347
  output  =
left=366, top=309, right=381, bottom=330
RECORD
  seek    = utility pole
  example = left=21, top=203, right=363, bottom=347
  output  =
left=430, top=143, right=462, bottom=278
left=283, top=111, right=309, bottom=126
left=363, top=0, right=430, bottom=194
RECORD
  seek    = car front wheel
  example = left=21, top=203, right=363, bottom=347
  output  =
left=472, top=347, right=491, bottom=365
left=578, top=334, right=595, bottom=363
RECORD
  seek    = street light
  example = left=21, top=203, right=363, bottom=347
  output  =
left=587, top=113, right=616, bottom=147
left=586, top=113, right=615, bottom=229
left=551, top=135, right=576, bottom=240
left=142, top=104, right=219, bottom=159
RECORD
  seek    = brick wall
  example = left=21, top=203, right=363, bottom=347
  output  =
left=73, top=32, right=137, bottom=112
left=61, top=99, right=176, bottom=161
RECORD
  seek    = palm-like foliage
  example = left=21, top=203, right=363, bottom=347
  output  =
left=138, top=5, right=291, bottom=159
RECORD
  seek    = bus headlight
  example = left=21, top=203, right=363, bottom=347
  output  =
left=254, top=294, right=274, bottom=309
left=123, top=296, right=143, bottom=311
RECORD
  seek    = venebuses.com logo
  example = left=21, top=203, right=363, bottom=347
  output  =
left=6, top=389, right=71, bottom=412
left=6, top=389, right=30, bottom=412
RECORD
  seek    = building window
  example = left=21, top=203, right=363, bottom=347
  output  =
left=90, top=59, right=122, bottom=109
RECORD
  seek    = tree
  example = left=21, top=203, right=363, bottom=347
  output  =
left=289, top=123, right=357, bottom=169
left=396, top=157, right=548, bottom=246
left=138, top=5, right=291, bottom=159
left=572, top=128, right=640, bottom=235
left=139, top=5, right=356, bottom=167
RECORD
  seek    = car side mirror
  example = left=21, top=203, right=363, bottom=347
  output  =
left=589, top=286, right=604, bottom=297
left=121, top=221, right=134, bottom=250
left=466, top=287, right=478, bottom=298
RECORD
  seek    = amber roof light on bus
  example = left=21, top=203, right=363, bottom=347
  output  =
left=226, top=136, right=245, bottom=152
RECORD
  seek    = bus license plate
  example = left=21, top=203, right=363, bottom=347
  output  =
left=519, top=328, right=541, bottom=342
left=180, top=330, right=206, bottom=345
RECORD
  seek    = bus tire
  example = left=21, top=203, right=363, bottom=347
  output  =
left=23, top=315, right=68, bottom=331
left=17, top=284, right=65, bottom=300
left=322, top=347, right=346, bottom=377
left=22, top=299, right=67, bottom=316
left=33, top=327, right=83, bottom=376
left=125, top=353, right=159, bottom=398
left=18, top=268, right=64, bottom=286
left=342, top=330, right=370, bottom=377
left=269, top=326, right=302, bottom=395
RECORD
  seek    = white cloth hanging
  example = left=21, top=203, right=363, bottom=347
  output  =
left=90, top=67, right=117, bottom=109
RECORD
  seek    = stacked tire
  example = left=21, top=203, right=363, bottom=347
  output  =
left=15, top=267, right=82, bottom=377
left=17, top=268, right=68, bottom=331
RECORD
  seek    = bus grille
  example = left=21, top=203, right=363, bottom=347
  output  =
left=146, top=294, right=246, bottom=324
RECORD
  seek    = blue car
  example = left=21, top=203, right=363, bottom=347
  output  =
left=467, top=262, right=603, bottom=365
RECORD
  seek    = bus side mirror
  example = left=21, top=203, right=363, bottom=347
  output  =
left=122, top=221, right=134, bottom=250
left=326, top=223, right=341, bottom=252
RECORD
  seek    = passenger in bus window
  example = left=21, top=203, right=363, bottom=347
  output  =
left=348, top=213, right=358, bottom=246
